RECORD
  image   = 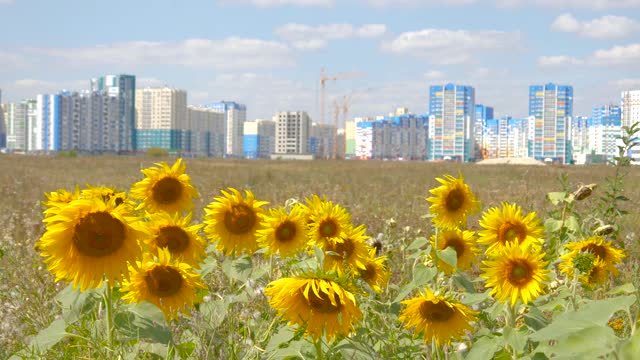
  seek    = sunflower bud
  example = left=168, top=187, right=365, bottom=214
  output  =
left=572, top=183, right=597, bottom=201
left=594, top=224, right=615, bottom=236
left=573, top=251, right=596, bottom=275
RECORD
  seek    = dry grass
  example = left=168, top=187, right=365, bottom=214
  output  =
left=1, top=154, right=639, bottom=356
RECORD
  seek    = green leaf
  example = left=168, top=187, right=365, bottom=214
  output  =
left=460, top=290, right=491, bottom=306
left=392, top=265, right=436, bottom=304
left=119, top=302, right=172, bottom=344
left=607, top=283, right=636, bottom=295
left=523, top=306, right=549, bottom=331
left=503, top=326, right=528, bottom=354
left=544, top=218, right=563, bottom=233
left=620, top=329, right=640, bottom=360
left=406, top=237, right=429, bottom=252
left=565, top=216, right=580, bottom=233
left=27, top=318, right=69, bottom=353
left=438, top=247, right=457, bottom=269
left=55, top=283, right=96, bottom=324
left=222, top=255, right=253, bottom=282
left=465, top=335, right=501, bottom=360
left=454, top=273, right=479, bottom=293
left=197, top=256, right=218, bottom=278
left=547, top=192, right=567, bottom=205
left=548, top=326, right=617, bottom=359
left=199, top=298, right=229, bottom=328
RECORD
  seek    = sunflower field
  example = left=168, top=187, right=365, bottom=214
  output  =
left=1, top=127, right=640, bottom=359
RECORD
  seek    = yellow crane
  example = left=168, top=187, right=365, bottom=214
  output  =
left=319, top=68, right=365, bottom=159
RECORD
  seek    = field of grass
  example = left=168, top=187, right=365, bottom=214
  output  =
left=1, top=155, right=639, bottom=359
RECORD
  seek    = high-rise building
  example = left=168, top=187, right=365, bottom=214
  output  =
left=91, top=74, right=137, bottom=152
left=309, top=123, right=336, bottom=159
left=135, top=87, right=187, bottom=152
left=187, top=106, right=225, bottom=157
left=0, top=89, right=5, bottom=148
left=621, top=90, right=640, bottom=164
left=474, top=104, right=494, bottom=160
left=484, top=116, right=528, bottom=159
left=243, top=119, right=276, bottom=159
left=588, top=105, right=621, bottom=159
left=355, top=118, right=374, bottom=160
left=34, top=94, right=61, bottom=152
left=370, top=113, right=429, bottom=160
left=528, top=83, right=573, bottom=164
left=570, top=116, right=589, bottom=161
left=200, top=101, right=247, bottom=158
left=428, top=84, right=475, bottom=162
left=4, top=100, right=35, bottom=152
left=273, top=111, right=310, bottom=155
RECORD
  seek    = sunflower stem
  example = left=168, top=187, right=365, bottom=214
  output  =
left=570, top=270, right=579, bottom=311
left=505, top=303, right=518, bottom=359
left=433, top=227, right=440, bottom=283
left=314, top=338, right=324, bottom=360
left=104, top=280, right=115, bottom=350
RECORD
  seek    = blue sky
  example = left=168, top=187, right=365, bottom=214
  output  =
left=1, top=0, right=639, bottom=122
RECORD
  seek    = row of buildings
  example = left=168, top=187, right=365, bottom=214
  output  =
left=1, top=75, right=639, bottom=164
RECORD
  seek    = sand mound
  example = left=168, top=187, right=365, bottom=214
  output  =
left=476, top=157, right=547, bottom=166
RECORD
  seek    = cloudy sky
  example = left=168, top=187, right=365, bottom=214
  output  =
left=1, top=0, right=639, bottom=122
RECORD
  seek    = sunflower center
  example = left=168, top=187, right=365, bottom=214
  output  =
left=508, top=259, right=533, bottom=286
left=582, top=244, right=607, bottom=260
left=224, top=204, right=256, bottom=235
left=445, top=189, right=465, bottom=211
left=152, top=177, right=183, bottom=205
left=360, top=264, right=376, bottom=281
left=275, top=221, right=297, bottom=242
left=73, top=211, right=125, bottom=257
left=498, top=222, right=527, bottom=244
left=306, top=288, right=341, bottom=314
left=419, top=301, right=454, bottom=322
left=333, top=239, right=355, bottom=258
left=156, top=226, right=190, bottom=254
left=444, top=237, right=465, bottom=258
left=319, top=219, right=339, bottom=238
left=145, top=265, right=183, bottom=297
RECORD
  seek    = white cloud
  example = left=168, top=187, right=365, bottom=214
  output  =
left=383, top=29, right=522, bottom=65
left=27, top=38, right=294, bottom=70
left=362, top=0, right=477, bottom=6
left=424, top=70, right=446, bottom=80
left=496, top=0, right=640, bottom=10
left=219, top=0, right=333, bottom=7
left=537, top=55, right=584, bottom=66
left=551, top=13, right=639, bottom=39
left=274, top=23, right=386, bottom=50
left=609, top=78, right=640, bottom=89
left=0, top=0, right=15, bottom=4
left=590, top=43, right=640, bottom=66
left=3, top=79, right=88, bottom=100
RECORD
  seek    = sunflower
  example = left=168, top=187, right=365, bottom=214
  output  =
left=430, top=228, right=479, bottom=274
left=257, top=205, right=308, bottom=257
left=121, top=249, right=205, bottom=321
left=37, top=197, right=144, bottom=291
left=559, top=236, right=625, bottom=284
left=265, top=276, right=362, bottom=343
left=81, top=185, right=131, bottom=209
left=426, top=174, right=480, bottom=229
left=130, top=158, right=199, bottom=214
left=357, top=249, right=390, bottom=293
left=42, top=187, right=78, bottom=219
left=481, top=242, right=550, bottom=305
left=203, top=188, right=268, bottom=256
left=141, top=211, right=206, bottom=267
left=399, top=288, right=478, bottom=345
left=323, top=224, right=372, bottom=274
left=478, top=202, right=544, bottom=254
left=307, top=197, right=352, bottom=249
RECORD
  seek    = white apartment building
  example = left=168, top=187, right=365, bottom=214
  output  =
left=135, top=87, right=187, bottom=130
left=187, top=106, right=225, bottom=157
left=274, top=111, right=310, bottom=154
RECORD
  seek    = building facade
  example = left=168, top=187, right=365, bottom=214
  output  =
left=273, top=111, right=310, bottom=155
left=135, top=87, right=187, bottom=152
left=186, top=106, right=225, bottom=157
left=243, top=119, right=276, bottom=159
left=91, top=74, right=137, bottom=152
left=4, top=100, right=36, bottom=152
left=621, top=90, right=640, bottom=164
left=201, top=101, right=246, bottom=158
left=528, top=83, right=573, bottom=164
left=371, top=114, right=429, bottom=160
left=589, top=105, right=622, bottom=159
left=474, top=104, right=494, bottom=160
left=34, top=94, right=61, bottom=152
left=428, top=84, right=475, bottom=162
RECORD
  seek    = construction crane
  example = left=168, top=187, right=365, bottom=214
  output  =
left=331, top=94, right=353, bottom=159
left=319, top=67, right=365, bottom=129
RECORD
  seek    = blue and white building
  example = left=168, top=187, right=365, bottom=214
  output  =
left=474, top=104, right=494, bottom=160
left=201, top=101, right=247, bottom=158
left=243, top=119, right=276, bottom=159
left=428, top=84, right=475, bottom=162
left=91, top=74, right=137, bottom=153
left=528, top=83, right=573, bottom=164
left=34, top=94, right=61, bottom=152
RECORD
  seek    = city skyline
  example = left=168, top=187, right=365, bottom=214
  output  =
left=0, top=0, right=638, bottom=121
